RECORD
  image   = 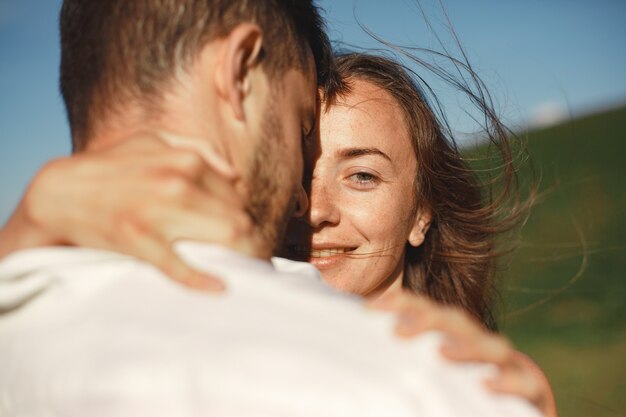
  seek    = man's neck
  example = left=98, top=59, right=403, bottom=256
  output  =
left=81, top=114, right=270, bottom=261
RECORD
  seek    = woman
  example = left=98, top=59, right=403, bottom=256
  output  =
left=0, top=53, right=555, bottom=416
left=285, top=53, right=514, bottom=329
left=287, top=53, right=555, bottom=416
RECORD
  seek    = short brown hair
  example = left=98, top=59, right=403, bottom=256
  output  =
left=60, top=0, right=333, bottom=150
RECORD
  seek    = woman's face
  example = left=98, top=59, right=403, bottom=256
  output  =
left=284, top=79, right=430, bottom=297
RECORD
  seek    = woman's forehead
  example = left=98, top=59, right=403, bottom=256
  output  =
left=320, top=79, right=412, bottom=153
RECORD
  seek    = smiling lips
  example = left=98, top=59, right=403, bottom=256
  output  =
left=290, top=246, right=357, bottom=258
left=286, top=244, right=358, bottom=270
left=310, top=248, right=356, bottom=258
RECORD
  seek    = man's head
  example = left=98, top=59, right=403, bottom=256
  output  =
left=60, top=0, right=331, bottom=149
left=59, top=0, right=333, bottom=257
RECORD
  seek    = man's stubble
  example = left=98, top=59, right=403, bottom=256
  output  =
left=244, top=95, right=302, bottom=258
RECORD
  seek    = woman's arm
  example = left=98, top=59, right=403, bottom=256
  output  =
left=368, top=291, right=558, bottom=417
left=0, top=133, right=257, bottom=291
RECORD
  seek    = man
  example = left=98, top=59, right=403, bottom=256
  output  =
left=0, top=1, right=540, bottom=416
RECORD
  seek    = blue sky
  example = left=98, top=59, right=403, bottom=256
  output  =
left=1, top=0, right=625, bottom=223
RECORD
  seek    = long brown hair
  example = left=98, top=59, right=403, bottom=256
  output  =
left=324, top=53, right=528, bottom=330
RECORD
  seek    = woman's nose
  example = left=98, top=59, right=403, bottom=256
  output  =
left=304, top=179, right=340, bottom=228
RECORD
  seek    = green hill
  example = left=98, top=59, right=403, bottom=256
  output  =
left=477, top=105, right=626, bottom=417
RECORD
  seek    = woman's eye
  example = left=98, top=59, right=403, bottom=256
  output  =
left=352, top=172, right=375, bottom=182
left=347, top=172, right=379, bottom=188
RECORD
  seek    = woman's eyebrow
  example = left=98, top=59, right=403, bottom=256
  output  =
left=337, top=147, right=391, bottom=161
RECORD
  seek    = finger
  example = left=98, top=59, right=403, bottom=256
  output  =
left=395, top=304, right=481, bottom=340
left=102, top=132, right=173, bottom=154
left=198, top=170, right=245, bottom=210
left=97, top=135, right=240, bottom=190
left=144, top=177, right=251, bottom=238
left=440, top=332, right=513, bottom=366
left=68, top=168, right=252, bottom=255
left=140, top=150, right=243, bottom=210
left=485, top=367, right=545, bottom=411
left=158, top=130, right=238, bottom=179
left=147, top=206, right=254, bottom=255
left=87, top=140, right=244, bottom=211
left=53, top=212, right=228, bottom=292
left=125, top=182, right=253, bottom=253
left=117, top=215, right=226, bottom=292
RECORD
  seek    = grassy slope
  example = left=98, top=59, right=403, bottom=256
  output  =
left=473, top=106, right=626, bottom=416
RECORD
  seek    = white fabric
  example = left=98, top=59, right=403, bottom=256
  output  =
left=0, top=242, right=540, bottom=417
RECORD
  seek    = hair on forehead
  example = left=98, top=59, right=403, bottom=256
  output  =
left=60, top=0, right=335, bottom=151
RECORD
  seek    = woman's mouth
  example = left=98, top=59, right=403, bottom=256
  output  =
left=309, top=248, right=356, bottom=258
left=286, top=245, right=357, bottom=269
left=288, top=245, right=357, bottom=258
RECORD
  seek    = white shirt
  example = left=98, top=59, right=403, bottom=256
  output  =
left=0, top=242, right=540, bottom=417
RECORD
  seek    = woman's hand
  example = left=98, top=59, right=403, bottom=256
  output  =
left=367, top=291, right=558, bottom=417
left=0, top=132, right=257, bottom=291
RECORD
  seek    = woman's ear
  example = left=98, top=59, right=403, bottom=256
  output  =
left=408, top=207, right=432, bottom=247
left=214, top=23, right=264, bottom=121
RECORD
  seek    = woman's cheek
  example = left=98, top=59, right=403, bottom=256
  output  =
left=344, top=195, right=379, bottom=223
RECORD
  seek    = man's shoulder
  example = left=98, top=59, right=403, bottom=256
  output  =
left=0, top=242, right=329, bottom=299
left=175, top=241, right=339, bottom=298
left=0, top=242, right=350, bottom=326
left=0, top=244, right=540, bottom=417
left=0, top=245, right=131, bottom=275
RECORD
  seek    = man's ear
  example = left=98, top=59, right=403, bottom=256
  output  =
left=408, top=207, right=432, bottom=247
left=215, top=23, right=264, bottom=121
